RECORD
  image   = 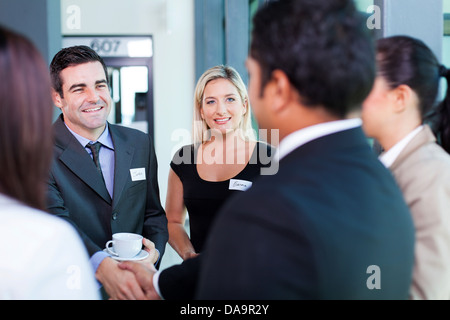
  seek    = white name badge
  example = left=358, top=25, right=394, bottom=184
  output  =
left=130, top=168, right=146, bottom=181
left=229, top=179, right=252, bottom=191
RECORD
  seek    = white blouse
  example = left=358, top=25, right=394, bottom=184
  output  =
left=0, top=193, right=99, bottom=299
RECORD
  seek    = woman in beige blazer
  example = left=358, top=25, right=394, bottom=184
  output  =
left=362, top=35, right=450, bottom=300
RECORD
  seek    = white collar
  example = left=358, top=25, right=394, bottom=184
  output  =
left=274, top=118, right=363, bottom=161
left=65, top=123, right=114, bottom=150
left=379, top=125, right=423, bottom=168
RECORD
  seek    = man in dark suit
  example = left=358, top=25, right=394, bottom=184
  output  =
left=47, top=46, right=168, bottom=299
left=120, top=0, right=415, bottom=299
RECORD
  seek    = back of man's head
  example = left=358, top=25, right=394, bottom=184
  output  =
left=250, top=0, right=375, bottom=118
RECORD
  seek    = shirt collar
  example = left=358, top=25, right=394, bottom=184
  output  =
left=64, top=123, right=114, bottom=150
left=379, top=125, right=423, bottom=168
left=274, top=118, right=363, bottom=161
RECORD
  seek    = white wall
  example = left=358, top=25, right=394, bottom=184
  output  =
left=445, top=0, right=450, bottom=13
left=354, top=0, right=373, bottom=11
left=60, top=0, right=195, bottom=207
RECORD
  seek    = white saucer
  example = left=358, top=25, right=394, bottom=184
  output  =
left=103, top=249, right=149, bottom=261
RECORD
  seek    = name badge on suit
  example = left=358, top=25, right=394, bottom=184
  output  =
left=130, top=168, right=146, bottom=182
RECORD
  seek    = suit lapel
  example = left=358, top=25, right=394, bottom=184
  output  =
left=54, top=116, right=112, bottom=204
left=109, top=124, right=135, bottom=209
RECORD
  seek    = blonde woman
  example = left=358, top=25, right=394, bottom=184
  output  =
left=165, top=65, right=274, bottom=260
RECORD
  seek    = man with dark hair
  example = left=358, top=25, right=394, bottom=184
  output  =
left=121, top=0, right=415, bottom=299
left=47, top=45, right=168, bottom=299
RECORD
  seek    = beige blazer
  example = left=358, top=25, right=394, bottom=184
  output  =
left=390, top=125, right=450, bottom=300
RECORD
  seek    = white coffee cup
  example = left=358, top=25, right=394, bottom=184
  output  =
left=106, top=232, right=143, bottom=258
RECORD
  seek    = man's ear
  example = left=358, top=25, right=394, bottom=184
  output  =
left=266, top=69, right=292, bottom=113
left=52, top=89, right=63, bottom=109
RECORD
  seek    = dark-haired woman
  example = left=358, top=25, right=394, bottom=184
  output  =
left=362, top=35, right=450, bottom=300
left=0, top=25, right=98, bottom=299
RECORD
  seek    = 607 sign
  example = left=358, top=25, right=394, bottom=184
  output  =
left=90, top=39, right=121, bottom=55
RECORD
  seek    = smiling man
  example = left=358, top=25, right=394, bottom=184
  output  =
left=53, top=61, right=110, bottom=141
left=47, top=46, right=168, bottom=299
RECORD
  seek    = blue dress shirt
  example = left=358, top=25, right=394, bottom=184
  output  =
left=64, top=124, right=115, bottom=277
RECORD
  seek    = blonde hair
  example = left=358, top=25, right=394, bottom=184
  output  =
left=192, top=65, right=256, bottom=144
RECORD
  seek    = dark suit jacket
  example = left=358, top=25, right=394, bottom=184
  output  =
left=47, top=115, right=168, bottom=266
left=159, top=127, right=415, bottom=299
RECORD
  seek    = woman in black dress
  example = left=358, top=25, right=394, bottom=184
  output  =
left=165, top=65, right=275, bottom=260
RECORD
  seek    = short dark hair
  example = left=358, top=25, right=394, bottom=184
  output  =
left=0, top=25, right=53, bottom=210
left=50, top=45, right=108, bottom=97
left=250, top=0, right=375, bottom=118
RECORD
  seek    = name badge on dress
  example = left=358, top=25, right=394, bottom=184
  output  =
left=130, top=168, right=146, bottom=181
left=229, top=179, right=252, bottom=191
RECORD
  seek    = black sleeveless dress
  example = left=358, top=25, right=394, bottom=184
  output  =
left=170, top=142, right=275, bottom=252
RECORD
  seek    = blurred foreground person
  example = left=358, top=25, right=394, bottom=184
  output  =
left=0, top=25, right=98, bottom=299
